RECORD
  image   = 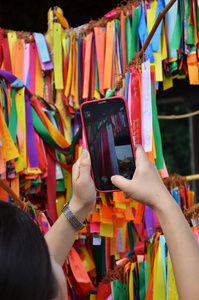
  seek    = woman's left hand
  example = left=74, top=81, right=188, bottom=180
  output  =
left=69, top=149, right=96, bottom=222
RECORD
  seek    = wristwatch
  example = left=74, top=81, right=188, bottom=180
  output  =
left=61, top=203, right=86, bottom=231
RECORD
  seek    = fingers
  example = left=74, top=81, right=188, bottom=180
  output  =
left=134, top=144, right=149, bottom=166
left=72, top=149, right=92, bottom=184
left=72, top=155, right=81, bottom=182
left=79, top=149, right=92, bottom=181
left=111, top=175, right=133, bottom=197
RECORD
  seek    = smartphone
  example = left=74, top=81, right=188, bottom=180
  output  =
left=80, top=96, right=136, bottom=192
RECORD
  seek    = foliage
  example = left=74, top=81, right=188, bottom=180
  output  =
left=157, top=100, right=191, bottom=177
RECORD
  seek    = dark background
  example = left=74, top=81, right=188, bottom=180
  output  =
left=0, top=0, right=118, bottom=33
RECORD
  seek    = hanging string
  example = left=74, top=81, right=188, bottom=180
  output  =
left=184, top=203, right=199, bottom=220
left=86, top=0, right=140, bottom=32
left=186, top=174, right=199, bottom=181
left=3, top=29, right=34, bottom=43
left=158, top=110, right=199, bottom=120
left=0, top=178, right=33, bottom=214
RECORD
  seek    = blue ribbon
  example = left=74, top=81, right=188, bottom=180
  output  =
left=138, top=5, right=155, bottom=63
left=151, top=0, right=165, bottom=51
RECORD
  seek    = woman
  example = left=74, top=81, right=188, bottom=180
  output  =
left=1, top=146, right=199, bottom=299
left=0, top=149, right=96, bottom=299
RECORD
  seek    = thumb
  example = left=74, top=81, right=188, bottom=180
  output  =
left=111, top=175, right=134, bottom=197
left=79, top=149, right=91, bottom=180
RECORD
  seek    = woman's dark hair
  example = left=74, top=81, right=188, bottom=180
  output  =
left=0, top=200, right=58, bottom=300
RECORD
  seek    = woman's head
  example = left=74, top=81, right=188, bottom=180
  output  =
left=0, top=200, right=59, bottom=300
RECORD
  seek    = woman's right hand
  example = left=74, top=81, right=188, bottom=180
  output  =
left=111, top=145, right=171, bottom=210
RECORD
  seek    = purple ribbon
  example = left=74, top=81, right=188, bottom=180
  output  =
left=0, top=70, right=39, bottom=168
left=147, top=0, right=152, bottom=9
left=0, top=70, right=32, bottom=98
left=73, top=113, right=81, bottom=136
left=25, top=94, right=39, bottom=168
left=145, top=206, right=155, bottom=237
left=70, top=287, right=78, bottom=300
left=32, top=33, right=53, bottom=71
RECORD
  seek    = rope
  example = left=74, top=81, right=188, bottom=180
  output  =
left=158, top=110, right=199, bottom=120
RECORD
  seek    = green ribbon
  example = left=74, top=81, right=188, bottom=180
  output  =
left=177, top=68, right=185, bottom=76
left=190, top=45, right=196, bottom=52
left=123, top=283, right=128, bottom=300
left=133, top=267, right=138, bottom=295
left=169, top=61, right=178, bottom=73
left=28, top=200, right=39, bottom=226
left=185, top=0, right=194, bottom=44
left=197, top=2, right=199, bottom=30
left=125, top=15, right=132, bottom=64
left=31, top=106, right=63, bottom=149
left=112, top=281, right=124, bottom=300
left=107, top=192, right=113, bottom=200
left=150, top=244, right=153, bottom=262
left=151, top=81, right=164, bottom=170
left=56, top=179, right=65, bottom=191
left=139, top=261, right=146, bottom=300
left=31, top=178, right=40, bottom=186
left=128, top=221, right=135, bottom=250
left=181, top=0, right=185, bottom=34
left=69, top=187, right=73, bottom=202
left=95, top=58, right=99, bottom=92
left=105, top=86, right=116, bottom=98
left=170, top=0, right=182, bottom=49
left=147, top=243, right=152, bottom=286
left=8, top=88, right=18, bottom=144
left=115, top=19, right=120, bottom=41
left=94, top=237, right=106, bottom=279
left=132, top=8, right=140, bottom=57
left=67, top=125, right=82, bottom=155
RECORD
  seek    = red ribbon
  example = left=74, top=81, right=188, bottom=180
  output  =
left=2, top=38, right=12, bottom=72
left=134, top=241, right=145, bottom=258
left=130, top=68, right=142, bottom=145
left=104, top=9, right=117, bottom=18
left=46, top=151, right=57, bottom=223
left=46, top=145, right=72, bottom=173
left=97, top=283, right=111, bottom=300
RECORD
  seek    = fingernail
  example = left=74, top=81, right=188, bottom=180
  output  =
left=82, top=149, right=88, bottom=158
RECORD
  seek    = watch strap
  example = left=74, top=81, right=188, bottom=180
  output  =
left=61, top=203, right=86, bottom=231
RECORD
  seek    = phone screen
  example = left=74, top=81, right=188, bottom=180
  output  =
left=81, top=97, right=135, bottom=192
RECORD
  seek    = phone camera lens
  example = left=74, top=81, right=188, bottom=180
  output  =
left=122, top=173, right=131, bottom=180
left=101, top=176, right=108, bottom=183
